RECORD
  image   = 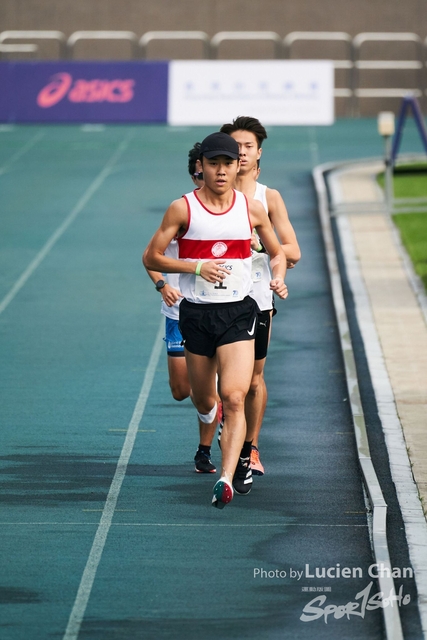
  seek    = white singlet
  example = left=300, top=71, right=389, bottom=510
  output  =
left=178, top=189, right=253, bottom=304
left=251, top=182, right=274, bottom=312
left=160, top=239, right=181, bottom=321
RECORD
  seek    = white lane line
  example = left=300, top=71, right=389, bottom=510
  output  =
left=62, top=320, right=164, bottom=640
left=0, top=130, right=45, bottom=175
left=97, top=522, right=368, bottom=528
left=81, top=124, right=106, bottom=132
left=0, top=522, right=368, bottom=528
left=0, top=133, right=132, bottom=317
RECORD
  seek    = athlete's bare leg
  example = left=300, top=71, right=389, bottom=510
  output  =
left=215, top=340, right=255, bottom=484
left=246, top=311, right=273, bottom=447
left=245, top=358, right=267, bottom=445
left=185, top=340, right=254, bottom=483
left=184, top=349, right=219, bottom=449
left=169, top=353, right=216, bottom=449
left=167, top=355, right=191, bottom=401
left=188, top=390, right=218, bottom=447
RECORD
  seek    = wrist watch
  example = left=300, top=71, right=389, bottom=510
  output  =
left=155, top=279, right=166, bottom=292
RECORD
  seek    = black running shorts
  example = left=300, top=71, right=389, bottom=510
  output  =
left=179, top=296, right=259, bottom=358
left=254, top=309, right=272, bottom=361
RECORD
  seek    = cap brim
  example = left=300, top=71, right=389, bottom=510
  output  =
left=202, top=150, right=239, bottom=160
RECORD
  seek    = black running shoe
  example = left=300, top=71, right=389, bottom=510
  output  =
left=194, top=450, right=216, bottom=474
left=232, top=456, right=253, bottom=495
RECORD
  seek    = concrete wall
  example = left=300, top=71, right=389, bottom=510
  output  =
left=1, top=0, right=426, bottom=116
left=1, top=0, right=426, bottom=39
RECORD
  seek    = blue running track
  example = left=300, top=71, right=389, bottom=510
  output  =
left=0, top=121, right=425, bottom=639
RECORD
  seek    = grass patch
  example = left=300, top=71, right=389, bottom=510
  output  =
left=393, top=213, right=427, bottom=290
left=377, top=161, right=427, bottom=291
left=377, top=162, right=427, bottom=198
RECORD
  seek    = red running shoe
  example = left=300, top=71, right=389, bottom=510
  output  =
left=212, top=477, right=234, bottom=509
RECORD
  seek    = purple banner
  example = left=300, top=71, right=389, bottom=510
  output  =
left=0, top=64, right=11, bottom=122
left=0, top=61, right=168, bottom=123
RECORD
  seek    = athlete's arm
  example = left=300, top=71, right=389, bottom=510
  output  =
left=249, top=199, right=288, bottom=299
left=143, top=199, right=229, bottom=283
left=143, top=199, right=188, bottom=273
left=266, top=188, right=301, bottom=269
left=142, top=246, right=183, bottom=307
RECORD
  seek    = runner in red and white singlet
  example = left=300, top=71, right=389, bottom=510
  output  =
left=143, top=131, right=288, bottom=509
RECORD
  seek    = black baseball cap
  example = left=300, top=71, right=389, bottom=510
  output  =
left=199, top=132, right=239, bottom=160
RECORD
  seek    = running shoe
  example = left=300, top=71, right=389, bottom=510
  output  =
left=232, top=456, right=253, bottom=495
left=212, top=477, right=234, bottom=509
left=194, top=450, right=216, bottom=474
left=250, top=445, right=265, bottom=476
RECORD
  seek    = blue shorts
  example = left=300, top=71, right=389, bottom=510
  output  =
left=164, top=317, right=184, bottom=356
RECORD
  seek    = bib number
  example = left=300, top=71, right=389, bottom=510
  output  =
left=195, top=261, right=243, bottom=300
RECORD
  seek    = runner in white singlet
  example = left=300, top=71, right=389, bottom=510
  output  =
left=220, top=116, right=301, bottom=477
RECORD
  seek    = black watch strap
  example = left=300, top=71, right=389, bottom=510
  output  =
left=155, top=279, right=166, bottom=291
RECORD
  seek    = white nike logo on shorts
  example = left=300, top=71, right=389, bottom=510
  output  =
left=247, top=318, right=256, bottom=336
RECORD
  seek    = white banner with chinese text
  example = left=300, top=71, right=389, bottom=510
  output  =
left=168, top=60, right=334, bottom=126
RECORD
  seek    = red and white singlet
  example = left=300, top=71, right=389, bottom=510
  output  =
left=178, top=189, right=253, bottom=304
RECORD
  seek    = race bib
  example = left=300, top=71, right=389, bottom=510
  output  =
left=251, top=252, right=265, bottom=283
left=195, top=261, right=243, bottom=300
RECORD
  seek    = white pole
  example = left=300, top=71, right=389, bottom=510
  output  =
left=384, top=134, right=394, bottom=215
left=378, top=111, right=395, bottom=216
